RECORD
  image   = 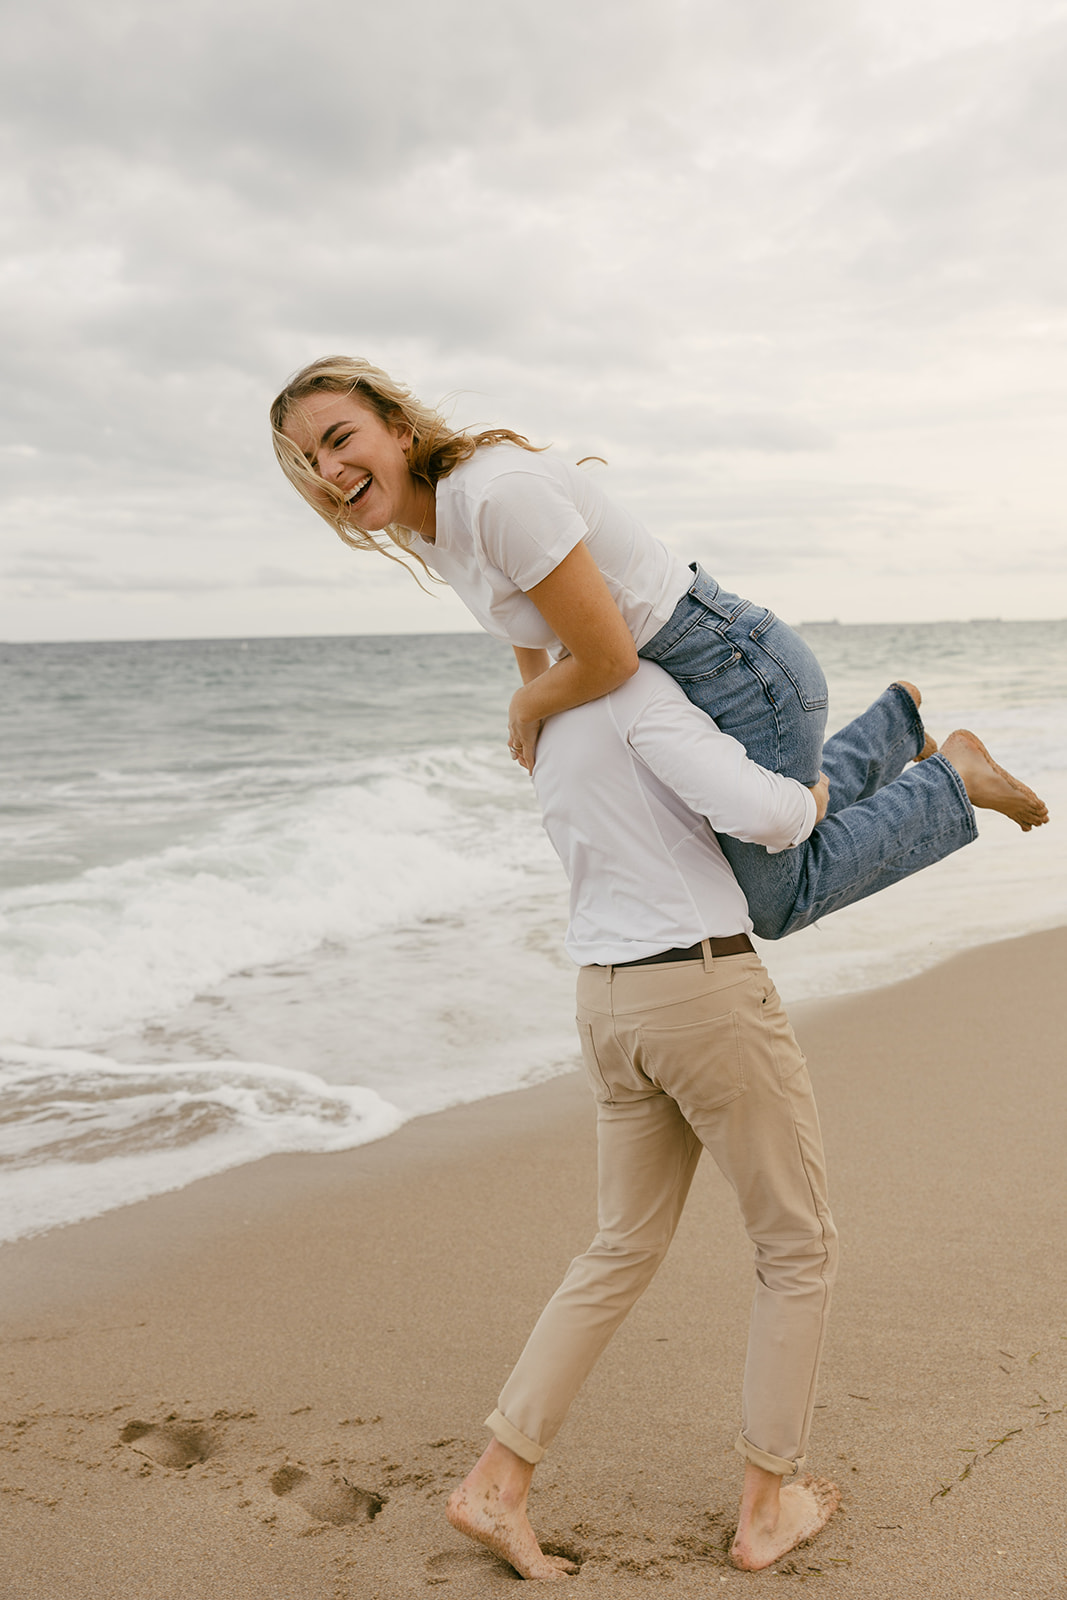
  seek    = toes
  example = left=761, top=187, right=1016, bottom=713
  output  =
left=514, top=1551, right=574, bottom=1582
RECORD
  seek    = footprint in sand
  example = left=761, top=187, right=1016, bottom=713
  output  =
left=425, top=1549, right=470, bottom=1585
left=120, top=1419, right=216, bottom=1469
left=270, top=1464, right=386, bottom=1525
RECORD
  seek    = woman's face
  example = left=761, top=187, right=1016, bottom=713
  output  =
left=283, top=390, right=431, bottom=534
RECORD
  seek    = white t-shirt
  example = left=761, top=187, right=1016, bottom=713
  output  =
left=411, top=445, right=692, bottom=652
left=532, top=662, right=816, bottom=966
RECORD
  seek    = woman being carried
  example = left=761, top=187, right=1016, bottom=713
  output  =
left=269, top=357, right=1047, bottom=937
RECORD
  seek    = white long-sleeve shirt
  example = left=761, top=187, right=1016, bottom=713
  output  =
left=532, top=662, right=816, bottom=965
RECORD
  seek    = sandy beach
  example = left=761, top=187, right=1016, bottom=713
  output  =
left=2, top=927, right=1065, bottom=1599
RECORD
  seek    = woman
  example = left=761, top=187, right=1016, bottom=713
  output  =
left=270, top=357, right=1047, bottom=935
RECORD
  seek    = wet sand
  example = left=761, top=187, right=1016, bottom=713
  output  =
left=2, top=928, right=1065, bottom=1598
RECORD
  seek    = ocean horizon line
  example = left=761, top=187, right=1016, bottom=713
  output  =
left=4, top=615, right=1067, bottom=649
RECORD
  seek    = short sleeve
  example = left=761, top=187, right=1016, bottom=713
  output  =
left=473, top=469, right=589, bottom=591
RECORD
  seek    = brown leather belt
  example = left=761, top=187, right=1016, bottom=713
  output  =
left=612, top=934, right=754, bottom=968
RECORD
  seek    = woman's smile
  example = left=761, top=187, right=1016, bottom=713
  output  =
left=283, top=390, right=435, bottom=537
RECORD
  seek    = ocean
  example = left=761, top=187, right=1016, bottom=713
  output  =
left=2, top=622, right=1065, bottom=1242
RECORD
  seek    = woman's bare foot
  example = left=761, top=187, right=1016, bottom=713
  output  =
left=446, top=1441, right=577, bottom=1581
left=730, top=1472, right=841, bottom=1572
left=941, top=730, right=1049, bottom=831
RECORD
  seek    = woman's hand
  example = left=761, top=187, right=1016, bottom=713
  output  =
left=508, top=686, right=543, bottom=773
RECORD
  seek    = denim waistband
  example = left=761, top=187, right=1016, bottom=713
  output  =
left=640, top=564, right=754, bottom=657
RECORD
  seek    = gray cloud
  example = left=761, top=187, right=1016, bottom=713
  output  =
left=2, top=0, right=1066, bottom=638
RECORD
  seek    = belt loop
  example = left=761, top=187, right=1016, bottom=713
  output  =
left=606, top=962, right=615, bottom=985
left=701, top=938, right=714, bottom=972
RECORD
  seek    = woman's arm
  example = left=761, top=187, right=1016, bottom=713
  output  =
left=507, top=541, right=639, bottom=771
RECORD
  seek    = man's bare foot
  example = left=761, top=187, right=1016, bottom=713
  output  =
left=730, top=1474, right=841, bottom=1572
left=894, top=679, right=921, bottom=707
left=941, top=730, right=1049, bottom=831
left=446, top=1441, right=577, bottom=1582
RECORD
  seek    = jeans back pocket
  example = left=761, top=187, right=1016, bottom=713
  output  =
left=645, top=618, right=741, bottom=683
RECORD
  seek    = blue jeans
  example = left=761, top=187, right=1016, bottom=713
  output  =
left=639, top=567, right=978, bottom=937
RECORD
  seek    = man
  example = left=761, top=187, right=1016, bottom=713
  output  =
left=446, top=659, right=842, bottom=1577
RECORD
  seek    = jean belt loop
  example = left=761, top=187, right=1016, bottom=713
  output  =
left=701, top=938, right=714, bottom=973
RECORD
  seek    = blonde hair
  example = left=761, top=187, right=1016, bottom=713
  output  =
left=270, top=356, right=542, bottom=579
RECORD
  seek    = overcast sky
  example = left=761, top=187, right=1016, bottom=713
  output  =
left=3, top=0, right=1066, bottom=641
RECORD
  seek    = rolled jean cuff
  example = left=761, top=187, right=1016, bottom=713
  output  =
left=485, top=1408, right=546, bottom=1465
left=734, top=1431, right=804, bottom=1478
left=888, top=680, right=927, bottom=761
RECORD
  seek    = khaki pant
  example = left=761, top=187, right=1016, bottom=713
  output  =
left=487, top=948, right=838, bottom=1476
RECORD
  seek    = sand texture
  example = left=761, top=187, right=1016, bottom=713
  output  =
left=2, top=928, right=1066, bottom=1598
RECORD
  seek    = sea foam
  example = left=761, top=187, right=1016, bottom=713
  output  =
left=3, top=627, right=1065, bottom=1244
left=0, top=746, right=546, bottom=1047
left=0, top=1046, right=405, bottom=1242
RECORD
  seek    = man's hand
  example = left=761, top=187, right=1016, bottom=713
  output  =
left=508, top=687, right=543, bottom=773
left=807, top=771, right=829, bottom=823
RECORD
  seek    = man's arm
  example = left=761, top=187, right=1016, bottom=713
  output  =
left=626, top=679, right=822, bottom=851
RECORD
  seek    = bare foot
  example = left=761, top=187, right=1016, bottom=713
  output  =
left=894, top=679, right=922, bottom=707
left=915, top=731, right=939, bottom=762
left=941, top=730, right=1049, bottom=831
left=446, top=1446, right=577, bottom=1582
left=730, top=1475, right=841, bottom=1571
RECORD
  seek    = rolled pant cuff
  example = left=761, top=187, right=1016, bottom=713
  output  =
left=734, top=1431, right=805, bottom=1478
left=887, top=680, right=927, bottom=761
left=485, top=1409, right=545, bottom=1465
